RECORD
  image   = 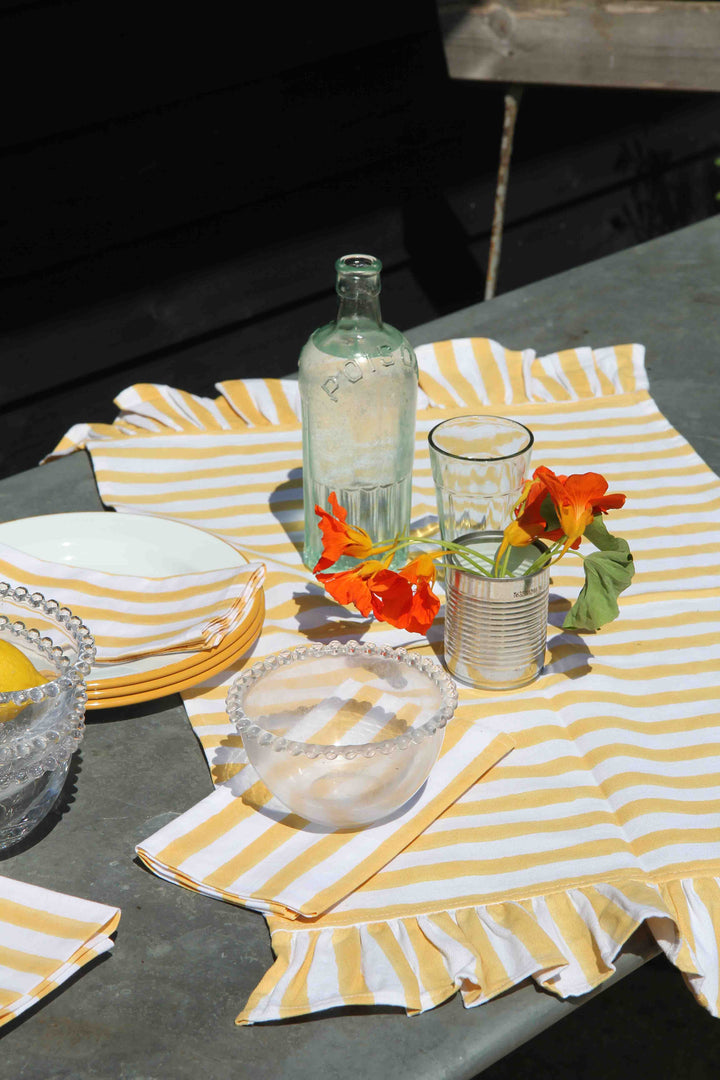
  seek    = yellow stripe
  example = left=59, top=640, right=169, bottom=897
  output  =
left=613, top=344, right=641, bottom=393
left=0, top=899, right=101, bottom=941
left=660, top=878, right=697, bottom=955
left=92, top=436, right=299, bottom=460
left=411, top=442, right=697, bottom=476
left=529, top=365, right=573, bottom=402
left=210, top=762, right=244, bottom=785
left=332, top=927, right=374, bottom=1004
left=366, top=922, right=422, bottom=1011
left=450, top=908, right=506, bottom=994
left=436, top=340, right=484, bottom=407
left=491, top=901, right=567, bottom=968
left=580, top=885, right=643, bottom=942
left=417, top=366, right=461, bottom=409
left=279, top=934, right=316, bottom=1013
left=263, top=381, right=300, bottom=426
left=549, top=630, right=720, bottom=661
left=155, top=783, right=275, bottom=867
left=94, top=465, right=301, bottom=487
left=521, top=657, right=720, bottom=689
left=215, top=381, right=268, bottom=427
left=214, top=396, right=242, bottom=425
left=503, top=347, right=528, bottom=400
left=515, top=717, right=720, bottom=752
left=264, top=864, right=711, bottom=930
left=542, top=892, right=614, bottom=986
left=410, top=812, right=621, bottom=852
left=235, top=933, right=293, bottom=1023
left=493, top=743, right=720, bottom=783
left=360, top=838, right=634, bottom=893
left=0, top=944, right=58, bottom=978
left=399, top=918, right=456, bottom=1006
left=0, top=988, right=21, bottom=1009
left=565, top=349, right=595, bottom=398
left=92, top=485, right=301, bottom=508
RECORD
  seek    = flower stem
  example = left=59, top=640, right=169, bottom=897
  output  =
left=498, top=544, right=512, bottom=578
left=521, top=540, right=566, bottom=577
left=431, top=539, right=496, bottom=566
left=386, top=535, right=498, bottom=575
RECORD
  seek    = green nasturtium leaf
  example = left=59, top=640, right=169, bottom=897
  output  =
left=563, top=542, right=635, bottom=632
left=584, top=513, right=628, bottom=553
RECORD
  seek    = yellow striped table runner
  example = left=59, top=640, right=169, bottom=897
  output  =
left=48, top=339, right=720, bottom=1024
left=0, top=876, right=120, bottom=1028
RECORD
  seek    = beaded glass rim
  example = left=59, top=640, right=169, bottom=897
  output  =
left=226, top=639, right=459, bottom=761
left=0, top=582, right=96, bottom=707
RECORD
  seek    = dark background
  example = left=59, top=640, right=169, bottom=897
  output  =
left=1, top=0, right=718, bottom=480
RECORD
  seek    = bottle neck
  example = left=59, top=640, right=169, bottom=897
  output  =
left=334, top=254, right=383, bottom=329
left=335, top=290, right=382, bottom=328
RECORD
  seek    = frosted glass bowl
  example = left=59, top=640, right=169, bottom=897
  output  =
left=226, top=640, right=459, bottom=828
left=0, top=584, right=95, bottom=851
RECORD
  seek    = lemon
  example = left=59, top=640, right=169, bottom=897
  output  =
left=0, top=640, right=50, bottom=722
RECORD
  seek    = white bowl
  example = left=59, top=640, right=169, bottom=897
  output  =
left=226, top=640, right=458, bottom=828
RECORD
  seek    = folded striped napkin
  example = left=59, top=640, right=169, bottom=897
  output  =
left=136, top=718, right=513, bottom=919
left=0, top=542, right=265, bottom=663
left=0, top=876, right=120, bottom=1028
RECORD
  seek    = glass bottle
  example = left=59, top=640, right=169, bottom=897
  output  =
left=299, top=253, right=418, bottom=571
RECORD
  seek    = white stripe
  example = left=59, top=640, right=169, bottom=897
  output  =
left=452, top=339, right=489, bottom=403
left=488, top=338, right=515, bottom=404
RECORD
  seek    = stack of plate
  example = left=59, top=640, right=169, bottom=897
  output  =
left=0, top=513, right=265, bottom=709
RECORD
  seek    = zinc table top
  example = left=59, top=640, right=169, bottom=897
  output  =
left=1, top=217, right=718, bottom=1079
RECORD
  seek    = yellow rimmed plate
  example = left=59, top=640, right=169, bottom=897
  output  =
left=0, top=511, right=265, bottom=700
left=86, top=591, right=265, bottom=709
left=87, top=588, right=264, bottom=694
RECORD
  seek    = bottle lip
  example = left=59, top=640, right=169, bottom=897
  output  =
left=335, top=253, right=382, bottom=275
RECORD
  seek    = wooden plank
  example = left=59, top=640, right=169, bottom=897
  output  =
left=438, top=0, right=720, bottom=91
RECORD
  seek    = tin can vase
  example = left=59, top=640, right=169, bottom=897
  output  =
left=444, top=530, right=550, bottom=691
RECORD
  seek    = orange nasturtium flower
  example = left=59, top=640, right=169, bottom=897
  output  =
left=313, top=490, right=445, bottom=632
left=496, top=477, right=550, bottom=565
left=313, top=492, right=385, bottom=572
left=534, top=466, right=626, bottom=552
left=396, top=552, right=443, bottom=633
left=312, top=472, right=631, bottom=635
left=316, top=560, right=413, bottom=623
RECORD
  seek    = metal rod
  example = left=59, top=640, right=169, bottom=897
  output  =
left=485, top=84, right=524, bottom=301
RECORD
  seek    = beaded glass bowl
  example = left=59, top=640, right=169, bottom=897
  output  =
left=0, top=583, right=95, bottom=851
left=225, top=640, right=459, bottom=828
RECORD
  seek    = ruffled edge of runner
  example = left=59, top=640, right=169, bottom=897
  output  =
left=236, top=876, right=718, bottom=1024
